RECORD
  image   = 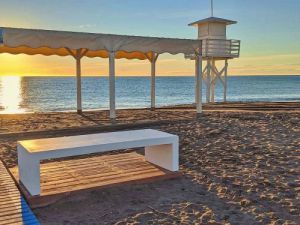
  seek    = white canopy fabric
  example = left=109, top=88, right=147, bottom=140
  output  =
left=0, top=27, right=201, bottom=60
left=0, top=27, right=205, bottom=117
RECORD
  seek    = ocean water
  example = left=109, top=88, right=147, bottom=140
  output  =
left=0, top=75, right=299, bottom=113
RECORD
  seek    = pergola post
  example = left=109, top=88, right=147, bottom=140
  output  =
left=224, top=59, right=228, bottom=102
left=109, top=51, right=116, bottom=119
left=66, top=48, right=88, bottom=114
left=75, top=52, right=82, bottom=114
left=195, top=54, right=203, bottom=114
left=151, top=53, right=159, bottom=110
left=146, top=53, right=159, bottom=110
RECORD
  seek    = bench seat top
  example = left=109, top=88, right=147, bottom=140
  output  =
left=18, top=129, right=178, bottom=154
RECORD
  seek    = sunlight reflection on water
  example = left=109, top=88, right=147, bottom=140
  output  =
left=0, top=76, right=25, bottom=114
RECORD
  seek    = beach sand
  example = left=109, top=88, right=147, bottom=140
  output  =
left=0, top=102, right=299, bottom=224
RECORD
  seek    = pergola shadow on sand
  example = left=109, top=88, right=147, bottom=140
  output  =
left=0, top=27, right=237, bottom=118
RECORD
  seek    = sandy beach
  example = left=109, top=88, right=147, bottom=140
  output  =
left=0, top=102, right=299, bottom=225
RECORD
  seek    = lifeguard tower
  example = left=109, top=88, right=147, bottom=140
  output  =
left=189, top=0, right=240, bottom=103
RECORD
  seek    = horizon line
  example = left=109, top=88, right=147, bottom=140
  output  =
left=1, top=74, right=300, bottom=78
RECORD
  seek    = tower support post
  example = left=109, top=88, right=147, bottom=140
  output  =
left=210, top=59, right=216, bottom=103
left=224, top=59, right=228, bottom=102
left=206, top=60, right=212, bottom=103
left=195, top=54, right=203, bottom=114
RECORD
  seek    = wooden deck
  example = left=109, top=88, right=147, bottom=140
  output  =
left=0, top=161, right=40, bottom=225
left=10, top=152, right=180, bottom=208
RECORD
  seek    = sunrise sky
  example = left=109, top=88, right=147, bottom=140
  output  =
left=0, top=0, right=299, bottom=76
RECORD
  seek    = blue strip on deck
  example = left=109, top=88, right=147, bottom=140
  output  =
left=0, top=161, right=40, bottom=225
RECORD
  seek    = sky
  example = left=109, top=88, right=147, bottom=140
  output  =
left=0, top=0, right=299, bottom=76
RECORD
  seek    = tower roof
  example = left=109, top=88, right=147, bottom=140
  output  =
left=189, top=17, right=237, bottom=26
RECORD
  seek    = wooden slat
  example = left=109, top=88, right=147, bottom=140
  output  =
left=10, top=152, right=180, bottom=208
left=42, top=167, right=163, bottom=192
left=0, top=217, right=39, bottom=225
left=0, top=194, right=22, bottom=201
left=0, top=161, right=40, bottom=224
left=38, top=154, right=142, bottom=173
left=40, top=165, right=163, bottom=190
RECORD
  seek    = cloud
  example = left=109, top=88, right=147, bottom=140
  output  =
left=228, top=54, right=300, bottom=75
left=78, top=24, right=97, bottom=29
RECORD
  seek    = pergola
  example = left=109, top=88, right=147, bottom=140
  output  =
left=0, top=27, right=203, bottom=118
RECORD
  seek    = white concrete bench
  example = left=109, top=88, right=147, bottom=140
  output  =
left=17, top=129, right=179, bottom=196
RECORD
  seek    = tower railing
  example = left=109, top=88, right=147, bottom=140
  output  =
left=202, top=39, right=240, bottom=59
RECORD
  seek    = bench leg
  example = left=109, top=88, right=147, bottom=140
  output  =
left=18, top=145, right=40, bottom=196
left=145, top=143, right=179, bottom=172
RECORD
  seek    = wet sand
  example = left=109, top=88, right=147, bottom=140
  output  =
left=0, top=102, right=299, bottom=224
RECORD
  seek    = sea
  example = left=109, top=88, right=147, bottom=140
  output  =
left=0, top=75, right=299, bottom=113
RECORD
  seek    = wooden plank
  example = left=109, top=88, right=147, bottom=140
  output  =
left=40, top=166, right=162, bottom=190
left=0, top=191, right=22, bottom=198
left=0, top=189, right=20, bottom=195
left=41, top=167, right=164, bottom=192
left=0, top=194, right=22, bottom=201
left=35, top=154, right=143, bottom=173
left=0, top=161, right=40, bottom=224
left=0, top=216, right=39, bottom=225
left=10, top=152, right=180, bottom=208
left=44, top=169, right=177, bottom=196
left=0, top=198, right=24, bottom=207
left=41, top=153, right=141, bottom=168
left=62, top=153, right=143, bottom=164
left=45, top=160, right=159, bottom=178
left=0, top=205, right=25, bottom=214
left=0, top=207, right=36, bottom=220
